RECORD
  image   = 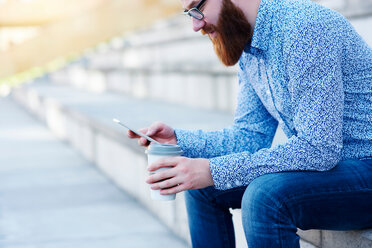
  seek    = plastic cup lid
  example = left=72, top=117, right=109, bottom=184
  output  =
left=146, top=144, right=183, bottom=155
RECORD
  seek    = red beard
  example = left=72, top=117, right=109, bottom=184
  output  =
left=201, top=0, right=253, bottom=66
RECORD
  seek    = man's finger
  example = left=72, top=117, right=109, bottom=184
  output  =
left=138, top=128, right=148, bottom=134
left=146, top=122, right=163, bottom=136
left=150, top=175, right=181, bottom=190
left=160, top=183, right=188, bottom=195
left=138, top=137, right=150, bottom=146
left=148, top=157, right=181, bottom=172
left=147, top=167, right=177, bottom=184
left=127, top=130, right=139, bottom=138
left=127, top=128, right=148, bottom=139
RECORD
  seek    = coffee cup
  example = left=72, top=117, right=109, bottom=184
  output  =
left=146, top=144, right=183, bottom=201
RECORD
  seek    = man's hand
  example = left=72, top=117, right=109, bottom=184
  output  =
left=146, top=157, right=214, bottom=195
left=127, top=121, right=177, bottom=146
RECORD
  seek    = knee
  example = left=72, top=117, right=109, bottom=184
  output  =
left=241, top=174, right=290, bottom=223
left=241, top=174, right=300, bottom=247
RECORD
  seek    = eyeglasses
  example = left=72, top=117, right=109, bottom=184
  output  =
left=183, top=0, right=207, bottom=20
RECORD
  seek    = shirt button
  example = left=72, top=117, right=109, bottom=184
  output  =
left=226, top=183, right=232, bottom=188
left=235, top=180, right=242, bottom=186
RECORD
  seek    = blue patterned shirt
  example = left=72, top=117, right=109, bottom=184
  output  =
left=175, top=0, right=372, bottom=190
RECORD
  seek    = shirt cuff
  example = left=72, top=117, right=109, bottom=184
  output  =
left=174, top=129, right=206, bottom=158
left=209, top=155, right=245, bottom=190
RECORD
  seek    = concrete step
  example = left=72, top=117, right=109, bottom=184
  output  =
left=0, top=96, right=189, bottom=248
left=11, top=77, right=236, bottom=245
left=49, top=15, right=238, bottom=114
left=298, top=229, right=372, bottom=248
left=85, top=15, right=221, bottom=70
left=49, top=62, right=238, bottom=114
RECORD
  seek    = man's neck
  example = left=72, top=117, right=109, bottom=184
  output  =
left=232, top=0, right=261, bottom=29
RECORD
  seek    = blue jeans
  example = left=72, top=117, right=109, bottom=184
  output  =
left=185, top=159, right=372, bottom=248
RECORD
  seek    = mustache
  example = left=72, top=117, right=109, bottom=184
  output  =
left=201, top=24, right=217, bottom=36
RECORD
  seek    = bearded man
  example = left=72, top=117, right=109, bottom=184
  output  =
left=128, top=0, right=372, bottom=247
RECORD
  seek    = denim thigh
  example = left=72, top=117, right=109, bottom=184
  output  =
left=241, top=159, right=372, bottom=247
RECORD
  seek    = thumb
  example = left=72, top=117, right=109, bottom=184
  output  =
left=146, top=123, right=162, bottom=136
left=146, top=128, right=155, bottom=136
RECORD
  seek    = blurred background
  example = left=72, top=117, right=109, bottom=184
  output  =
left=0, top=0, right=181, bottom=93
left=0, top=0, right=371, bottom=248
left=0, top=0, right=371, bottom=94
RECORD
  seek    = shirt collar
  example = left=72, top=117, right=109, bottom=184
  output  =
left=247, top=0, right=275, bottom=52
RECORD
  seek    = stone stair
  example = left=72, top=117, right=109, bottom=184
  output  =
left=49, top=16, right=239, bottom=114
left=10, top=10, right=372, bottom=248
left=0, top=96, right=189, bottom=248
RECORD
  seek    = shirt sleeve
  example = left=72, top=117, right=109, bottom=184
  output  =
left=174, top=63, right=278, bottom=159
left=209, top=21, right=344, bottom=190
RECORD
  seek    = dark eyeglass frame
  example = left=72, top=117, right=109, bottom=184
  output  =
left=183, top=0, right=207, bottom=20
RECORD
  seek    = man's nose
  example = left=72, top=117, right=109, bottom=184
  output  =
left=192, top=18, right=205, bottom=32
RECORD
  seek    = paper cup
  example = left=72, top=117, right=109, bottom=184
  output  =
left=146, top=144, right=183, bottom=201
